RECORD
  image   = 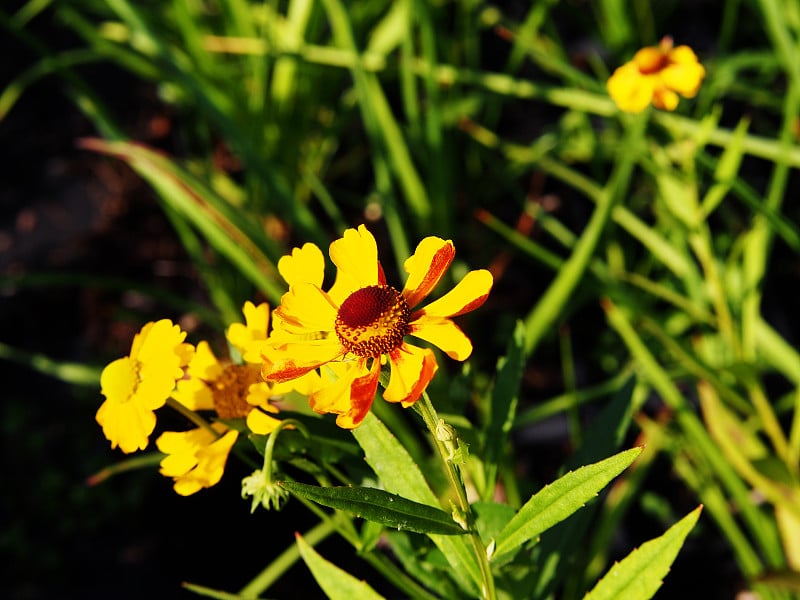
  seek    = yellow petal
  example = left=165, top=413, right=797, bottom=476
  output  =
left=247, top=409, right=282, bottom=435
left=401, top=236, right=455, bottom=309
left=661, top=61, right=705, bottom=97
left=384, top=343, right=438, bottom=406
left=172, top=378, right=215, bottom=411
left=100, top=357, right=137, bottom=404
left=274, top=283, right=338, bottom=334
left=328, top=225, right=379, bottom=303
left=416, top=269, right=492, bottom=318
left=226, top=301, right=270, bottom=354
left=188, top=341, right=224, bottom=380
left=278, top=243, right=325, bottom=288
left=607, top=62, right=655, bottom=113
left=309, top=359, right=379, bottom=428
left=653, top=87, right=680, bottom=111
left=262, top=338, right=343, bottom=383
left=409, top=315, right=473, bottom=361
left=156, top=427, right=237, bottom=495
left=96, top=394, right=157, bottom=453
left=135, top=319, right=189, bottom=379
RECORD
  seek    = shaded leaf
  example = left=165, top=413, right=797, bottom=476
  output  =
left=295, top=533, right=386, bottom=600
left=280, top=482, right=467, bottom=535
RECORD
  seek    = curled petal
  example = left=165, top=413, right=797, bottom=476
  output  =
left=310, top=359, right=380, bottom=429
left=416, top=269, right=493, bottom=319
left=384, top=344, right=438, bottom=407
left=261, top=338, right=342, bottom=383
left=409, top=316, right=473, bottom=361
left=274, top=283, right=338, bottom=334
left=278, top=243, right=325, bottom=288
left=401, top=237, right=455, bottom=309
left=328, top=225, right=379, bottom=302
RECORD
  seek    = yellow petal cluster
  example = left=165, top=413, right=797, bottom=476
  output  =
left=607, top=37, right=705, bottom=113
left=96, top=319, right=193, bottom=453
left=156, top=425, right=239, bottom=496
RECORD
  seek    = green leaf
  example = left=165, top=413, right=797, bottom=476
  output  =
left=482, top=320, right=525, bottom=502
left=295, top=533, right=387, bottom=600
left=584, top=506, right=702, bottom=600
left=352, top=413, right=482, bottom=594
left=280, top=482, right=467, bottom=535
left=491, top=447, right=643, bottom=562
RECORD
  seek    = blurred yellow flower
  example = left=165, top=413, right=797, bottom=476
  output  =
left=607, top=37, right=705, bottom=113
left=156, top=424, right=238, bottom=496
left=96, top=319, right=194, bottom=453
left=262, top=224, right=493, bottom=429
left=172, top=340, right=282, bottom=435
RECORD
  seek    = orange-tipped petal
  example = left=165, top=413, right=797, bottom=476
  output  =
left=409, top=315, right=473, bottom=361
left=401, top=237, right=455, bottom=309
left=384, top=343, right=438, bottom=407
left=261, top=338, right=343, bottom=383
left=309, top=359, right=380, bottom=428
left=278, top=243, right=325, bottom=288
left=416, top=269, right=492, bottom=318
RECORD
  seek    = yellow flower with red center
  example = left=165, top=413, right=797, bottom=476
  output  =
left=261, top=225, right=493, bottom=429
left=156, top=424, right=238, bottom=496
left=607, top=37, right=705, bottom=113
left=96, top=319, right=194, bottom=453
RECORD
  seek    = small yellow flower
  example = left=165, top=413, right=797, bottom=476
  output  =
left=607, top=37, right=705, bottom=113
left=96, top=319, right=194, bottom=453
left=172, top=340, right=282, bottom=435
left=261, top=224, right=493, bottom=429
left=156, top=424, right=238, bottom=496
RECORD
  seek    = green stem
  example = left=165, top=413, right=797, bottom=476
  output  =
left=416, top=392, right=496, bottom=600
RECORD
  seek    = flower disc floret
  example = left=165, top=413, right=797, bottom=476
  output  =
left=335, top=285, right=410, bottom=358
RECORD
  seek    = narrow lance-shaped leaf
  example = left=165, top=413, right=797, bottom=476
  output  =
left=352, top=413, right=482, bottom=594
left=482, top=321, right=525, bottom=502
left=280, top=481, right=467, bottom=535
left=295, top=533, right=387, bottom=600
left=491, top=446, right=643, bottom=562
left=584, top=505, right=702, bottom=600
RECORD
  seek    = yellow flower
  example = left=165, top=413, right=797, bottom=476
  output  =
left=607, top=37, right=705, bottom=113
left=97, top=319, right=194, bottom=453
left=156, top=424, right=238, bottom=496
left=261, top=224, right=493, bottom=429
left=172, top=340, right=282, bottom=435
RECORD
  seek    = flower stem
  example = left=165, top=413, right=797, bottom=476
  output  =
left=415, top=392, right=496, bottom=600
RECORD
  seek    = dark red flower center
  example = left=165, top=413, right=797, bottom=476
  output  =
left=335, top=285, right=410, bottom=358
